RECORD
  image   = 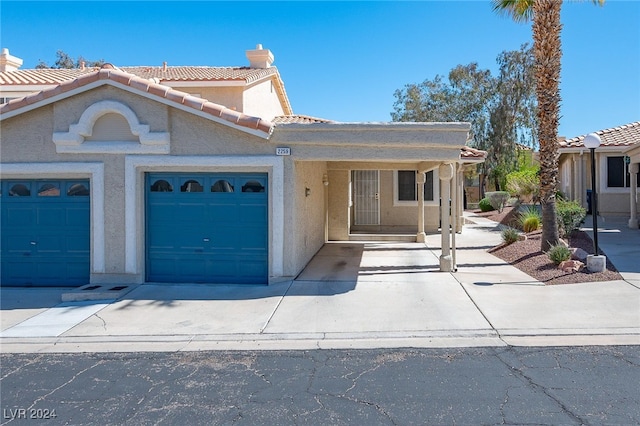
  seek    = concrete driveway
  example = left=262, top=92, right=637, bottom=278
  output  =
left=1, top=213, right=638, bottom=352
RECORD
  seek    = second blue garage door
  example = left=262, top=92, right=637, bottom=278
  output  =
left=146, top=173, right=268, bottom=284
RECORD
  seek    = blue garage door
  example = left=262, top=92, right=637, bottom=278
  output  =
left=1, top=180, right=90, bottom=287
left=146, top=173, right=268, bottom=284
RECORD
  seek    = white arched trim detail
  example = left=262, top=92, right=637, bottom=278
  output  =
left=52, top=100, right=170, bottom=154
left=0, top=162, right=106, bottom=274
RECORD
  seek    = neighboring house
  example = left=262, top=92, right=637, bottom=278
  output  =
left=558, top=121, right=640, bottom=229
left=0, top=45, right=485, bottom=287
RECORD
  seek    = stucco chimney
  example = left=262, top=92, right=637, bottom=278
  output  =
left=246, top=44, right=274, bottom=69
left=0, top=48, right=23, bottom=72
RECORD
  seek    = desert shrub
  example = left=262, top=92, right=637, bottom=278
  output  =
left=501, top=227, right=520, bottom=245
left=506, top=168, right=539, bottom=201
left=556, top=199, right=586, bottom=238
left=486, top=191, right=510, bottom=213
left=547, top=243, right=571, bottom=265
left=478, top=198, right=495, bottom=212
left=519, top=206, right=541, bottom=233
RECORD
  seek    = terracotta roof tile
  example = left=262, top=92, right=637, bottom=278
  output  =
left=0, top=68, right=274, bottom=135
left=272, top=114, right=335, bottom=124
left=128, top=75, right=151, bottom=92
left=559, top=121, right=640, bottom=149
left=147, top=82, right=169, bottom=98
left=0, top=66, right=278, bottom=85
left=183, top=95, right=207, bottom=111
left=460, top=145, right=487, bottom=159
left=202, top=103, right=224, bottom=117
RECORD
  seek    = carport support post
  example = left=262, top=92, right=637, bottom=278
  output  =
left=439, top=163, right=454, bottom=272
left=629, top=163, right=639, bottom=229
left=416, top=171, right=426, bottom=243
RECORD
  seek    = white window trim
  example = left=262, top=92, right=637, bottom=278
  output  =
left=393, top=169, right=440, bottom=207
left=600, top=153, right=633, bottom=193
left=0, top=162, right=105, bottom=273
left=52, top=100, right=170, bottom=154
left=124, top=155, right=285, bottom=279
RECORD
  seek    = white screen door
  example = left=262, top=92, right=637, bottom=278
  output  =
left=352, top=170, right=380, bottom=225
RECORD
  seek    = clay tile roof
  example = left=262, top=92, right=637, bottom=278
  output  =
left=0, top=66, right=278, bottom=85
left=1, top=65, right=292, bottom=116
left=272, top=114, right=336, bottom=124
left=119, top=66, right=279, bottom=83
left=460, top=145, right=487, bottom=160
left=0, top=68, right=99, bottom=85
left=559, top=121, right=640, bottom=149
left=0, top=69, right=274, bottom=135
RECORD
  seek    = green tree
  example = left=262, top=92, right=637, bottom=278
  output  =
left=36, top=50, right=105, bottom=69
left=485, top=45, right=538, bottom=190
left=392, top=44, right=537, bottom=195
left=493, top=0, right=604, bottom=251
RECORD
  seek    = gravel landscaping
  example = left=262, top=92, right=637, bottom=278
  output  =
left=473, top=206, right=623, bottom=285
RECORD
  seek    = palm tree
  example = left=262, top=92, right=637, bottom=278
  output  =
left=493, top=0, right=604, bottom=252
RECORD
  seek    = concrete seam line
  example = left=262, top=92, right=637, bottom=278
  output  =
left=450, top=272, right=507, bottom=345
left=259, top=280, right=294, bottom=334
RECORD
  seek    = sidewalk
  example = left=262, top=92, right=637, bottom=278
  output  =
left=1, top=212, right=638, bottom=353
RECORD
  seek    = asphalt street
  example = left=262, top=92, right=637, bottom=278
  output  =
left=1, top=346, right=639, bottom=425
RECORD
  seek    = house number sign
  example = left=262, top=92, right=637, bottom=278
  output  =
left=276, top=147, right=291, bottom=156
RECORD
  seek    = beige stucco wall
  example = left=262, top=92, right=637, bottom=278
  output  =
left=327, top=169, right=350, bottom=240
left=168, top=80, right=285, bottom=121
left=168, top=107, right=272, bottom=156
left=242, top=80, right=285, bottom=121
left=326, top=169, right=441, bottom=239
left=177, top=86, right=243, bottom=114
left=374, top=170, right=440, bottom=232
left=288, top=161, right=328, bottom=276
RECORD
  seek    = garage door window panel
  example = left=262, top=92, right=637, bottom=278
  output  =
left=212, top=179, right=235, bottom=193
left=67, top=183, right=90, bottom=196
left=181, top=179, right=204, bottom=193
left=151, top=179, right=173, bottom=192
left=9, top=183, right=31, bottom=197
left=38, top=183, right=60, bottom=197
left=242, top=179, right=266, bottom=193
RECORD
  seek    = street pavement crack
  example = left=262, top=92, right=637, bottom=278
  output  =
left=495, top=348, right=591, bottom=425
left=2, top=360, right=106, bottom=425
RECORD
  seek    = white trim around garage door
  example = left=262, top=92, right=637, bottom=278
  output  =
left=124, top=155, right=285, bottom=280
left=0, top=162, right=105, bottom=273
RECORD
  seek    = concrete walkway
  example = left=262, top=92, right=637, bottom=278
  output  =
left=1, top=212, right=638, bottom=353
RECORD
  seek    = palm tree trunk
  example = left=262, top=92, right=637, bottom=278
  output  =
left=533, top=0, right=562, bottom=251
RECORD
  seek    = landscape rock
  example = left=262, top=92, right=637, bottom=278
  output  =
left=558, top=260, right=584, bottom=273
left=570, top=247, right=589, bottom=261
left=518, top=234, right=527, bottom=241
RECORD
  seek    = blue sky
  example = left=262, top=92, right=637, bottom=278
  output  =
left=1, top=1, right=638, bottom=139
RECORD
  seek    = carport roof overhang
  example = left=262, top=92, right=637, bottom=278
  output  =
left=624, top=143, right=640, bottom=162
left=269, top=122, right=472, bottom=162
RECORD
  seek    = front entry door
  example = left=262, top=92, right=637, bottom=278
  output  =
left=352, top=170, right=380, bottom=225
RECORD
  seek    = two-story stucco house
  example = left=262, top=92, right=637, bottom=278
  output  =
left=0, top=46, right=485, bottom=287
